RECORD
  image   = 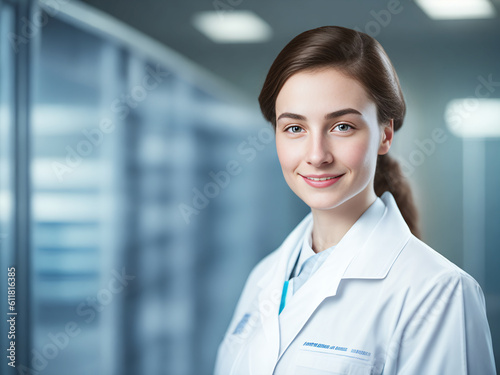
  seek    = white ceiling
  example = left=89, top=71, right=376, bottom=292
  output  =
left=79, top=0, right=500, bottom=101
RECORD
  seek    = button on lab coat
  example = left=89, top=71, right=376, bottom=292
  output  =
left=215, top=192, right=496, bottom=375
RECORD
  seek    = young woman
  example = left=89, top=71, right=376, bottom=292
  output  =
left=215, top=26, right=496, bottom=375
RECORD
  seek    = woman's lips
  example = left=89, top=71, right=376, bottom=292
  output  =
left=300, top=173, right=344, bottom=188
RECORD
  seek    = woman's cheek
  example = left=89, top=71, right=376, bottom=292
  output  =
left=338, top=141, right=370, bottom=169
left=277, top=135, right=300, bottom=159
left=276, top=141, right=297, bottom=173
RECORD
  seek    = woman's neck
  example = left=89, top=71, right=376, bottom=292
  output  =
left=310, top=191, right=377, bottom=253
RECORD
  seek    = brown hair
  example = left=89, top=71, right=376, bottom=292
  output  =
left=258, top=25, right=420, bottom=238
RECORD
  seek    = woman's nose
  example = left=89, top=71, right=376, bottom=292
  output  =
left=306, top=134, right=334, bottom=167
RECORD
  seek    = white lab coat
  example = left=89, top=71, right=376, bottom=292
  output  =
left=215, top=192, right=496, bottom=375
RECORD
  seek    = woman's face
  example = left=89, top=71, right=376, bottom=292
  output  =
left=274, top=67, right=393, bottom=211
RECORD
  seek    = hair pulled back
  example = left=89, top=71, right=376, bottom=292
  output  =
left=258, top=25, right=420, bottom=238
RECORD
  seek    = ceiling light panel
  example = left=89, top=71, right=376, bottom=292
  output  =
left=415, top=0, right=496, bottom=20
left=446, top=98, right=500, bottom=138
left=192, top=10, right=272, bottom=43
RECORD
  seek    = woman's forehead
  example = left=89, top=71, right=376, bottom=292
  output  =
left=275, top=69, right=376, bottom=120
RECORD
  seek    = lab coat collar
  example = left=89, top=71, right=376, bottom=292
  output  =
left=254, top=191, right=412, bottom=370
left=257, top=191, right=412, bottom=288
left=343, top=191, right=412, bottom=279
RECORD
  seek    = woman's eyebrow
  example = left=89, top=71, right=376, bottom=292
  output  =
left=277, top=108, right=363, bottom=121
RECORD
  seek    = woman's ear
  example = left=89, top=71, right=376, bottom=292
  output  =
left=378, top=119, right=394, bottom=155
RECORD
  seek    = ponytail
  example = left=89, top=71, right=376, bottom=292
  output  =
left=375, top=154, right=421, bottom=239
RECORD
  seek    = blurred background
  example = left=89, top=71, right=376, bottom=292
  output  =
left=0, top=0, right=499, bottom=374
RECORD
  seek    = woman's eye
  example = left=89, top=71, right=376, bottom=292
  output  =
left=335, top=123, right=352, bottom=132
left=286, top=125, right=303, bottom=133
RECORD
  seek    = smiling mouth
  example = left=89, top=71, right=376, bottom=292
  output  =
left=302, top=174, right=344, bottom=181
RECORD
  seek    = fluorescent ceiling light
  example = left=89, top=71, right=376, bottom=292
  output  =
left=415, top=0, right=496, bottom=19
left=446, top=98, right=500, bottom=138
left=192, top=10, right=272, bottom=43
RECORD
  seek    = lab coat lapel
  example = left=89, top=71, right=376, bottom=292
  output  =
left=277, top=192, right=412, bottom=359
left=343, top=192, right=412, bottom=279
left=251, top=214, right=313, bottom=375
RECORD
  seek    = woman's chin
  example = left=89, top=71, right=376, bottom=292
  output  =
left=299, top=198, right=343, bottom=211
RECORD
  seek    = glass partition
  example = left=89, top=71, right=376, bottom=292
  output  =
left=4, top=2, right=293, bottom=374
left=0, top=3, right=16, bottom=373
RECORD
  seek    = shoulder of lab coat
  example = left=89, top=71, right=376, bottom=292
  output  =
left=218, top=192, right=496, bottom=374
left=380, top=235, right=496, bottom=375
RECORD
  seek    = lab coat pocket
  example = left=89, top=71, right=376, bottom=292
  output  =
left=294, top=349, right=374, bottom=375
